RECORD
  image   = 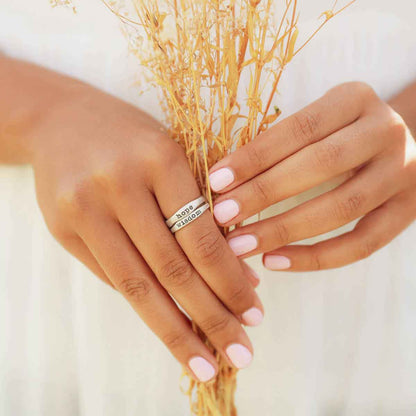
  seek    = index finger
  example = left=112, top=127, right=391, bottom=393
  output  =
left=208, top=82, right=374, bottom=193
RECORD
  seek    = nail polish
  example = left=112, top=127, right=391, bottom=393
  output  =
left=209, top=168, right=235, bottom=192
left=226, top=344, right=253, bottom=369
left=264, top=255, right=291, bottom=270
left=242, top=307, right=264, bottom=327
left=188, top=357, right=216, bottom=382
left=213, top=200, right=239, bottom=224
left=228, top=234, right=258, bottom=256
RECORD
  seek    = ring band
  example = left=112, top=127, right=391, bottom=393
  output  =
left=165, top=195, right=207, bottom=228
left=170, top=203, right=210, bottom=234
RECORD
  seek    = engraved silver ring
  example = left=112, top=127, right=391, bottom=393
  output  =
left=165, top=195, right=207, bottom=228
left=165, top=196, right=209, bottom=234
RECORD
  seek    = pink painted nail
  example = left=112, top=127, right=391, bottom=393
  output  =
left=209, top=168, right=235, bottom=192
left=226, top=344, right=253, bottom=369
left=264, top=255, right=291, bottom=270
left=242, top=307, right=264, bottom=327
left=188, top=357, right=216, bottom=382
left=213, top=200, right=239, bottom=224
left=228, top=235, right=258, bottom=256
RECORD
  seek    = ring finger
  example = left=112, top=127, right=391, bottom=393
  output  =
left=114, top=189, right=255, bottom=370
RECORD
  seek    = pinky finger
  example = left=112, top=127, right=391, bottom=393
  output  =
left=263, top=192, right=416, bottom=272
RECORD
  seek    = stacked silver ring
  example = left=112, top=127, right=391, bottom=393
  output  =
left=165, top=196, right=210, bottom=234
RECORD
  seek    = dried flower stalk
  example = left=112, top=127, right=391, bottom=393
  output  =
left=54, top=0, right=355, bottom=414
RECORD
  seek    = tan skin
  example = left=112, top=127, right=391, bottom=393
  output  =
left=210, top=82, right=416, bottom=271
left=1, top=55, right=415, bottom=381
left=0, top=56, right=263, bottom=382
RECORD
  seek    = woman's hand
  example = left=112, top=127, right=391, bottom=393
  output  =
left=26, top=76, right=264, bottom=382
left=208, top=82, right=416, bottom=271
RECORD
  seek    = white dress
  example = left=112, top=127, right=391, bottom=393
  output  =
left=1, top=1, right=416, bottom=415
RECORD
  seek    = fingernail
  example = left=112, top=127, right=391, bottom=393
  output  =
left=228, top=234, right=258, bottom=256
left=264, top=255, right=291, bottom=270
left=247, top=265, right=261, bottom=283
left=226, top=344, right=253, bottom=369
left=209, top=168, right=235, bottom=192
left=213, top=200, right=239, bottom=224
left=188, top=357, right=216, bottom=382
left=242, top=307, right=264, bottom=327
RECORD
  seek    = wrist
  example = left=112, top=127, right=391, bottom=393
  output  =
left=0, top=56, right=92, bottom=165
left=29, top=77, right=95, bottom=165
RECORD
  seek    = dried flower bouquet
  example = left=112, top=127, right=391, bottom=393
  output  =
left=51, top=0, right=355, bottom=414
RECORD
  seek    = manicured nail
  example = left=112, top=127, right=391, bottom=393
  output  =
left=213, top=200, right=239, bottom=224
left=209, top=168, right=235, bottom=192
left=264, top=255, right=291, bottom=270
left=228, top=234, right=258, bottom=256
left=188, top=357, right=216, bottom=382
left=247, top=265, right=261, bottom=283
left=226, top=344, right=253, bottom=369
left=242, top=307, right=264, bottom=327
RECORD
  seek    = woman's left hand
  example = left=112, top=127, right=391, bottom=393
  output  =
left=208, top=82, right=416, bottom=271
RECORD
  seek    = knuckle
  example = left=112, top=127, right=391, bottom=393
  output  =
left=310, top=248, right=323, bottom=271
left=291, top=110, right=320, bottom=144
left=158, top=257, right=195, bottom=289
left=313, top=141, right=343, bottom=170
left=91, top=163, right=129, bottom=196
left=162, top=330, right=189, bottom=351
left=251, top=176, right=272, bottom=203
left=385, top=110, right=407, bottom=140
left=246, top=144, right=268, bottom=171
left=56, top=180, right=93, bottom=218
left=149, top=137, right=186, bottom=170
left=334, top=192, right=366, bottom=222
left=90, top=166, right=115, bottom=191
left=350, top=81, right=376, bottom=101
left=271, top=219, right=290, bottom=246
left=118, top=277, right=152, bottom=303
left=92, top=158, right=145, bottom=198
left=199, top=313, right=232, bottom=337
left=326, top=82, right=350, bottom=96
left=194, top=229, right=224, bottom=266
left=356, top=239, right=379, bottom=261
left=226, top=284, right=252, bottom=308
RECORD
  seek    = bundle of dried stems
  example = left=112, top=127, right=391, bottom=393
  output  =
left=52, top=0, right=355, bottom=414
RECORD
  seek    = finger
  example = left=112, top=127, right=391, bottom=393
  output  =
left=239, top=259, right=261, bottom=288
left=225, top=158, right=399, bottom=258
left=152, top=149, right=264, bottom=324
left=263, top=190, right=416, bottom=271
left=208, top=82, right=375, bottom=193
left=59, top=234, right=114, bottom=288
left=213, top=112, right=390, bottom=226
left=78, top=215, right=220, bottom=382
left=115, top=189, right=255, bottom=370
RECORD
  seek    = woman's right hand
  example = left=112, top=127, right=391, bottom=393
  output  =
left=29, top=82, right=263, bottom=382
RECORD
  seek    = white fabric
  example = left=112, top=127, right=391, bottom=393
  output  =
left=0, top=1, right=416, bottom=415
